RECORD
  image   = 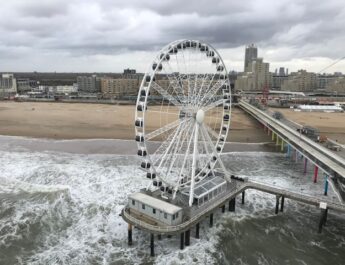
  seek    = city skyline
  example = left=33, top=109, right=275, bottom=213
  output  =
left=1, top=0, right=345, bottom=73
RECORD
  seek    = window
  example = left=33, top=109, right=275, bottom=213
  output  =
left=132, top=200, right=135, bottom=206
left=153, top=208, right=156, bottom=214
left=172, top=214, right=175, bottom=220
left=164, top=213, right=167, bottom=219
left=176, top=212, right=179, bottom=218
left=142, top=204, right=145, bottom=210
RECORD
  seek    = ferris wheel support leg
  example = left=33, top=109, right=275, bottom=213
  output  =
left=189, top=123, right=199, bottom=207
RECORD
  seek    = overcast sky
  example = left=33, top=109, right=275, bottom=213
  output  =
left=1, top=0, right=345, bottom=73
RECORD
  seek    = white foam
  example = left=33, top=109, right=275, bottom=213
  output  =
left=0, top=147, right=341, bottom=264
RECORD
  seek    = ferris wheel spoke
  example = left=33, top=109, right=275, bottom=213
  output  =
left=156, top=123, right=185, bottom=171
left=191, top=51, right=203, bottom=106
left=163, top=120, right=194, bottom=185
left=194, top=74, right=216, bottom=108
left=163, top=62, right=185, bottom=100
left=146, top=119, right=180, bottom=141
left=173, top=121, right=196, bottom=196
left=204, top=123, right=219, bottom=141
left=151, top=81, right=182, bottom=108
left=197, top=125, right=216, bottom=179
left=202, top=98, right=224, bottom=112
left=152, top=130, right=179, bottom=165
left=191, top=73, right=207, bottom=108
left=154, top=117, right=192, bottom=168
left=201, top=125, right=230, bottom=180
left=188, top=122, right=200, bottom=206
left=199, top=80, right=225, bottom=108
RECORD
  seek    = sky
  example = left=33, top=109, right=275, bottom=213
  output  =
left=1, top=0, right=345, bottom=73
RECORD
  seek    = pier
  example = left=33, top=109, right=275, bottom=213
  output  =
left=239, top=100, right=345, bottom=202
left=122, top=178, right=345, bottom=256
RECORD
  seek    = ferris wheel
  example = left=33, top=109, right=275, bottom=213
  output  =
left=135, top=39, right=231, bottom=206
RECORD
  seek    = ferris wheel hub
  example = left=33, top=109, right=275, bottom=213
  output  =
left=196, top=109, right=205, bottom=124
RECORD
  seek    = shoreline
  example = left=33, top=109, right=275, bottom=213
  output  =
left=0, top=135, right=277, bottom=155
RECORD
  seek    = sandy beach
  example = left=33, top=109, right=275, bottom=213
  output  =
left=0, top=101, right=270, bottom=143
left=272, top=108, right=345, bottom=144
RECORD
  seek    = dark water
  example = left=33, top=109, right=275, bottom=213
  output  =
left=0, top=137, right=344, bottom=264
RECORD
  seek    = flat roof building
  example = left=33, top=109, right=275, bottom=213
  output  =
left=128, top=192, right=183, bottom=226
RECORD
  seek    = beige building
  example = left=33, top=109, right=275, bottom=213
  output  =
left=101, top=77, right=141, bottom=98
left=0, top=74, right=17, bottom=94
left=236, top=58, right=271, bottom=91
left=326, top=77, right=345, bottom=94
left=281, top=70, right=317, bottom=92
left=236, top=72, right=255, bottom=91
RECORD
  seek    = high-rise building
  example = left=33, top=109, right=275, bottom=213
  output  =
left=244, top=44, right=258, bottom=71
left=279, top=67, right=285, bottom=76
left=272, top=67, right=288, bottom=90
left=77, top=75, right=101, bottom=93
left=236, top=58, right=271, bottom=91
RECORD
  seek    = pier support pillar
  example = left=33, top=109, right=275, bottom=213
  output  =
left=304, top=158, right=308, bottom=175
left=287, top=144, right=291, bottom=158
left=295, top=150, right=298, bottom=162
left=180, top=232, right=184, bottom=250
left=272, top=132, right=275, bottom=141
left=221, top=205, right=225, bottom=213
left=185, top=230, right=190, bottom=246
left=318, top=203, right=328, bottom=233
left=209, top=213, right=214, bottom=227
left=314, top=166, right=319, bottom=183
left=267, top=128, right=271, bottom=136
left=324, top=175, right=329, bottom=196
left=241, top=191, right=245, bottom=204
left=280, top=196, right=285, bottom=212
left=150, top=234, right=155, bottom=257
left=195, top=223, right=200, bottom=239
left=229, top=198, right=236, bottom=212
left=281, top=139, right=284, bottom=152
left=276, top=135, right=279, bottom=146
left=275, top=196, right=280, bottom=214
left=128, top=224, right=133, bottom=246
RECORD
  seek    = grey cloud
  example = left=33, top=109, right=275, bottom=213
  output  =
left=0, top=0, right=345, bottom=71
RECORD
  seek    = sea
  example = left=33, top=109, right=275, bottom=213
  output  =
left=0, top=136, right=344, bottom=265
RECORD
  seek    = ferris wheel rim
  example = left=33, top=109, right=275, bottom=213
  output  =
left=134, top=39, right=232, bottom=194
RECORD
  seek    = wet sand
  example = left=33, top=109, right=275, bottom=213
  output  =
left=0, top=101, right=270, bottom=143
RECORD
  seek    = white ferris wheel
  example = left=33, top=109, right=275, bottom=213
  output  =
left=135, top=39, right=231, bottom=207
